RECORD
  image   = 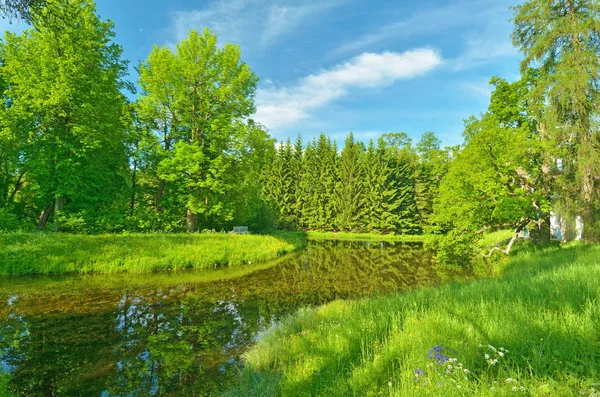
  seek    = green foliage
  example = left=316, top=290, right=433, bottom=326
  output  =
left=425, top=229, right=479, bottom=268
left=0, top=0, right=130, bottom=230
left=432, top=75, right=549, bottom=266
left=415, top=132, right=451, bottom=229
left=0, top=207, right=32, bottom=231
left=137, top=28, right=262, bottom=232
left=336, top=133, right=363, bottom=230
left=262, top=131, right=436, bottom=234
left=0, top=0, right=46, bottom=22
left=237, top=244, right=600, bottom=396
left=512, top=0, right=600, bottom=240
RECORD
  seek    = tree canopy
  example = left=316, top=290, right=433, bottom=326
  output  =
left=0, top=0, right=599, bottom=268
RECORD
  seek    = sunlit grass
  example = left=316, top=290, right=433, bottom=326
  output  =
left=0, top=231, right=306, bottom=275
left=234, top=243, right=600, bottom=396
left=307, top=231, right=427, bottom=242
left=479, top=229, right=515, bottom=247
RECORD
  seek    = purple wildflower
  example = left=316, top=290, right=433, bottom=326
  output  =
left=413, top=367, right=425, bottom=381
left=428, top=345, right=449, bottom=365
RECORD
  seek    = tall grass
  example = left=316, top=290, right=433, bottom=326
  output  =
left=0, top=231, right=306, bottom=275
left=235, top=243, right=600, bottom=396
left=307, top=231, right=427, bottom=243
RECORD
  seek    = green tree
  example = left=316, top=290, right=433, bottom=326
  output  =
left=138, top=28, right=258, bottom=232
left=316, top=134, right=337, bottom=230
left=1, top=0, right=130, bottom=230
left=335, top=133, right=364, bottom=230
left=0, top=0, right=45, bottom=22
left=297, top=140, right=319, bottom=229
left=361, top=138, right=406, bottom=232
left=261, top=139, right=295, bottom=228
left=433, top=76, right=549, bottom=266
left=381, top=132, right=419, bottom=233
left=415, top=132, right=450, bottom=230
left=512, top=0, right=600, bottom=240
left=291, top=135, right=304, bottom=223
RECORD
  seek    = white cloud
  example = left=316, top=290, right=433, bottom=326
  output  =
left=331, top=0, right=519, bottom=71
left=170, top=0, right=343, bottom=52
left=332, top=0, right=510, bottom=56
left=254, top=49, right=443, bottom=130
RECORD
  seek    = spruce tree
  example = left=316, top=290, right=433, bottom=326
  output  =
left=291, top=135, right=304, bottom=224
left=361, top=140, right=382, bottom=231
left=415, top=132, right=449, bottom=230
left=315, top=134, right=337, bottom=229
left=298, top=140, right=319, bottom=229
left=335, top=133, right=364, bottom=230
left=382, top=134, right=419, bottom=234
left=262, top=140, right=294, bottom=228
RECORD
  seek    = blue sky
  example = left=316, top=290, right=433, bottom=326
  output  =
left=2, top=0, right=522, bottom=147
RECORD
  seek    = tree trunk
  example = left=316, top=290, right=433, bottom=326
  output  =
left=531, top=215, right=551, bottom=245
left=38, top=204, right=53, bottom=230
left=156, top=179, right=166, bottom=213
left=7, top=170, right=26, bottom=204
left=582, top=204, right=598, bottom=242
left=130, top=160, right=137, bottom=217
left=186, top=208, right=198, bottom=232
left=54, top=196, right=64, bottom=231
left=581, top=165, right=598, bottom=242
left=484, top=221, right=527, bottom=257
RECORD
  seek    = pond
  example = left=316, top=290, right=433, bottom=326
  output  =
left=0, top=240, right=466, bottom=396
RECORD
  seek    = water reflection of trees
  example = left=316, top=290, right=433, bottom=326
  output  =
left=0, top=242, right=459, bottom=396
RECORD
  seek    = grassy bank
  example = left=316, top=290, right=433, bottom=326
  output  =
left=479, top=229, right=515, bottom=247
left=0, top=231, right=305, bottom=275
left=307, top=231, right=427, bottom=243
left=235, top=244, right=600, bottom=396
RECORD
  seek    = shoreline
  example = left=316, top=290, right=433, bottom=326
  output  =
left=0, top=231, right=306, bottom=276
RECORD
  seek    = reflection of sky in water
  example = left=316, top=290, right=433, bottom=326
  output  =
left=0, top=241, right=466, bottom=396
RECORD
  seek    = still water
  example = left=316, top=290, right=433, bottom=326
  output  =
left=0, top=240, right=464, bottom=396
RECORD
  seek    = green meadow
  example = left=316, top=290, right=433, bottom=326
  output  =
left=234, top=243, right=600, bottom=396
left=307, top=231, right=428, bottom=243
left=0, top=231, right=305, bottom=275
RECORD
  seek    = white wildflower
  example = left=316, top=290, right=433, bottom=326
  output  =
left=498, top=351, right=504, bottom=357
left=485, top=354, right=490, bottom=359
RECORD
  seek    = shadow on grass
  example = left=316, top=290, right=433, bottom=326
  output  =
left=258, top=230, right=308, bottom=252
